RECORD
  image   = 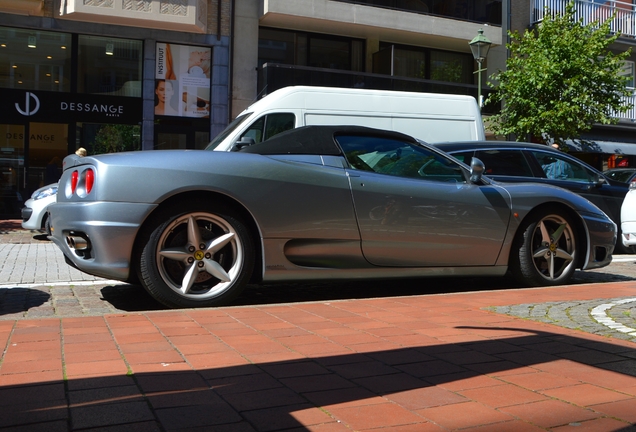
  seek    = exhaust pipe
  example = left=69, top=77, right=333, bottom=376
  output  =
left=66, top=235, right=89, bottom=251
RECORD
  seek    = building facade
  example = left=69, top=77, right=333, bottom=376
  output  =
left=231, top=0, right=505, bottom=119
left=0, top=0, right=233, bottom=218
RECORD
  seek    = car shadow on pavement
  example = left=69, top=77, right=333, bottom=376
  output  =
left=1, top=328, right=635, bottom=430
left=0, top=288, right=50, bottom=316
left=99, top=285, right=167, bottom=312
left=96, top=270, right=636, bottom=314
left=96, top=276, right=523, bottom=313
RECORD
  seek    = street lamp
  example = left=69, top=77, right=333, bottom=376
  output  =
left=469, top=29, right=492, bottom=109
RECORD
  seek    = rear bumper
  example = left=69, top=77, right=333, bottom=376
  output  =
left=49, top=201, right=157, bottom=281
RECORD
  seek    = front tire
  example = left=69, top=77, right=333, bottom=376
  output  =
left=44, top=216, right=51, bottom=236
left=511, top=208, right=577, bottom=286
left=139, top=205, right=254, bottom=308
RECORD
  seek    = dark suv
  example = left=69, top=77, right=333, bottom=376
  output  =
left=433, top=141, right=632, bottom=253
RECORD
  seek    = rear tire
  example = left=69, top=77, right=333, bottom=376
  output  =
left=138, top=204, right=254, bottom=309
left=510, top=208, right=577, bottom=286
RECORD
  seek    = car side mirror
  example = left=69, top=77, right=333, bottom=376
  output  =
left=231, top=137, right=256, bottom=152
left=593, top=173, right=607, bottom=187
left=470, top=157, right=485, bottom=183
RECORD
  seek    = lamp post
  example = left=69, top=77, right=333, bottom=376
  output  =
left=469, top=29, right=492, bottom=110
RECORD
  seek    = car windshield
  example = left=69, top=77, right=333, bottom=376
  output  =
left=205, top=113, right=251, bottom=150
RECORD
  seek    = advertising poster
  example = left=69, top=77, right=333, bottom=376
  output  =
left=155, top=43, right=211, bottom=118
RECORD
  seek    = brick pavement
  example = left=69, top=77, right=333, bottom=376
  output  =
left=1, top=284, right=635, bottom=431
left=1, top=221, right=636, bottom=430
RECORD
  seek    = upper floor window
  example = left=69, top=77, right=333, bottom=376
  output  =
left=259, top=28, right=364, bottom=72
left=621, top=60, right=634, bottom=88
left=0, top=27, right=72, bottom=92
left=374, top=43, right=473, bottom=84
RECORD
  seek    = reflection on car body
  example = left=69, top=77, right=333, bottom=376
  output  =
left=49, top=126, right=616, bottom=309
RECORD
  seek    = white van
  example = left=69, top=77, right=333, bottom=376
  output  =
left=207, top=86, right=485, bottom=151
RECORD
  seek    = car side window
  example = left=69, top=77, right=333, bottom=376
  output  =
left=240, top=113, right=295, bottom=144
left=263, top=113, right=295, bottom=141
left=336, top=135, right=465, bottom=183
left=447, top=151, right=474, bottom=166
left=474, top=150, right=534, bottom=177
left=531, top=151, right=593, bottom=182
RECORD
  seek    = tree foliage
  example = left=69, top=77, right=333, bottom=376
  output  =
left=486, top=1, right=632, bottom=145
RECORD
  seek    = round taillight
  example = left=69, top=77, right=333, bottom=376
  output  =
left=71, top=170, right=79, bottom=194
left=85, top=169, right=95, bottom=194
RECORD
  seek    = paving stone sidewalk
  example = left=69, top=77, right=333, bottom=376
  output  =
left=491, top=298, right=636, bottom=343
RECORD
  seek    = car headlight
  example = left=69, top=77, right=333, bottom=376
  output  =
left=33, top=187, right=58, bottom=200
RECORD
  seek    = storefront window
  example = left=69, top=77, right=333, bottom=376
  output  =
left=78, top=36, right=142, bottom=97
left=0, top=27, right=72, bottom=92
left=77, top=123, right=141, bottom=155
left=155, top=43, right=211, bottom=118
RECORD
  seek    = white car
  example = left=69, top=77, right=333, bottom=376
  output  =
left=21, top=183, right=57, bottom=235
left=621, top=182, right=636, bottom=247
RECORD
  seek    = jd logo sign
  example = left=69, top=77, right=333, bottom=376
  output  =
left=15, top=92, right=40, bottom=116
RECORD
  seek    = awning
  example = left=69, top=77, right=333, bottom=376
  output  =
left=564, top=140, right=636, bottom=155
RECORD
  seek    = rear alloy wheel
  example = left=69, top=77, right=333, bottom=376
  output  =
left=512, top=209, right=577, bottom=286
left=139, top=207, right=254, bottom=308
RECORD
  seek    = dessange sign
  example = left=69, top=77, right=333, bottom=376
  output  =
left=59, top=101, right=125, bottom=116
left=6, top=88, right=142, bottom=123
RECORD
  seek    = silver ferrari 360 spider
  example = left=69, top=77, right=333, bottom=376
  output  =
left=49, top=126, right=616, bottom=309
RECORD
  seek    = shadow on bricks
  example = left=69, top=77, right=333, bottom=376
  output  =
left=1, top=328, right=635, bottom=430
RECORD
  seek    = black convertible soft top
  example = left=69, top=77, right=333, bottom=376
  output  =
left=239, top=125, right=419, bottom=156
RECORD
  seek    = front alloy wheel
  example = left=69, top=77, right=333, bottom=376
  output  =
left=140, top=207, right=254, bottom=308
left=512, top=210, right=577, bottom=286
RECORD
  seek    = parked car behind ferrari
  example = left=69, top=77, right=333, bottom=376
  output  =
left=21, top=183, right=57, bottom=235
left=604, top=168, right=636, bottom=185
left=49, top=126, right=616, bottom=309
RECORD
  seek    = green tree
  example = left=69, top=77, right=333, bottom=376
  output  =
left=92, top=124, right=141, bottom=154
left=486, top=1, right=632, bottom=145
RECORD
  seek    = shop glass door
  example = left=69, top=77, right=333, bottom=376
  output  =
left=0, top=124, right=25, bottom=218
